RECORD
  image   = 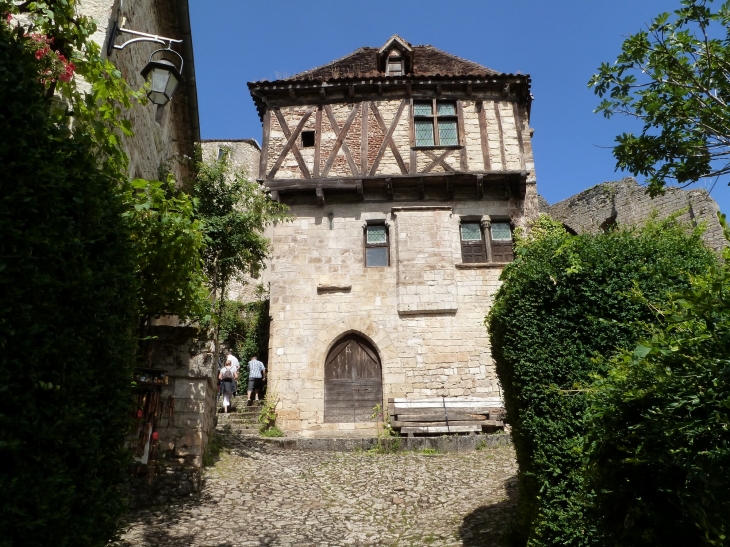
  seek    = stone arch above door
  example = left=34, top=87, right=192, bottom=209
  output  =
left=313, top=316, right=399, bottom=371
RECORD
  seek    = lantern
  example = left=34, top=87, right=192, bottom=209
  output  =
left=140, top=49, right=185, bottom=106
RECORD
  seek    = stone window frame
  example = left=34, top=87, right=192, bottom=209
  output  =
left=412, top=99, right=460, bottom=149
left=363, top=220, right=390, bottom=268
left=458, top=215, right=515, bottom=264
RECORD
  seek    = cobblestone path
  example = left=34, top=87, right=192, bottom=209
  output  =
left=116, top=438, right=518, bottom=547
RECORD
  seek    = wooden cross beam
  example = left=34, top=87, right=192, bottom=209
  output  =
left=267, top=107, right=314, bottom=180
left=321, top=104, right=359, bottom=178
left=422, top=149, right=455, bottom=173
left=369, top=100, right=408, bottom=176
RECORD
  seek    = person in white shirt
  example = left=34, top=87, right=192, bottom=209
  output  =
left=225, top=350, right=240, bottom=396
left=218, top=361, right=238, bottom=413
left=247, top=354, right=266, bottom=405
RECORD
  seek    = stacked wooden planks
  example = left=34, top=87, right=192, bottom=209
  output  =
left=388, top=397, right=506, bottom=436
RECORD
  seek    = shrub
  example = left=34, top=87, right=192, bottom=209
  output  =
left=0, top=18, right=137, bottom=547
left=487, top=216, right=716, bottom=547
left=584, top=263, right=730, bottom=546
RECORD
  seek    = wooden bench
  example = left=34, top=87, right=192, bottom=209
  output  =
left=387, top=397, right=506, bottom=437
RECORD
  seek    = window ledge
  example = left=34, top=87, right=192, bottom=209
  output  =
left=455, top=262, right=511, bottom=269
left=411, top=145, right=463, bottom=151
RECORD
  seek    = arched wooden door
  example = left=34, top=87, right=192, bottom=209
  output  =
left=324, top=334, right=383, bottom=423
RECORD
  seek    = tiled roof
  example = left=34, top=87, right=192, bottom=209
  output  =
left=255, top=42, right=502, bottom=84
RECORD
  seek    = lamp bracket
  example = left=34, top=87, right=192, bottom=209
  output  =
left=107, top=17, right=182, bottom=56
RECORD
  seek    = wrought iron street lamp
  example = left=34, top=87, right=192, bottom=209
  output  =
left=107, top=19, right=185, bottom=106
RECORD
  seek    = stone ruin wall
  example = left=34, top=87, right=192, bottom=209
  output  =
left=545, top=178, right=726, bottom=252
left=78, top=0, right=197, bottom=185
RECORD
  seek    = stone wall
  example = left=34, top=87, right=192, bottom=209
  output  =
left=545, top=178, right=726, bottom=252
left=267, top=202, right=516, bottom=435
left=78, top=0, right=198, bottom=184
left=265, top=99, right=534, bottom=181
left=129, top=326, right=217, bottom=506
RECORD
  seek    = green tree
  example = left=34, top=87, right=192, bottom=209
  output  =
left=193, top=146, right=288, bottom=362
left=584, top=262, right=730, bottom=546
left=590, top=0, right=730, bottom=196
left=0, top=9, right=138, bottom=547
left=487, top=216, right=716, bottom=547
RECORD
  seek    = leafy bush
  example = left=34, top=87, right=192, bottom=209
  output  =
left=487, top=216, right=716, bottom=547
left=0, top=16, right=137, bottom=547
left=584, top=264, right=730, bottom=546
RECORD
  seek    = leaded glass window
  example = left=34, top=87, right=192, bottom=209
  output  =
left=412, top=100, right=459, bottom=147
left=491, top=223, right=512, bottom=241
left=460, top=222, right=486, bottom=263
left=365, top=225, right=389, bottom=267
left=461, top=223, right=482, bottom=241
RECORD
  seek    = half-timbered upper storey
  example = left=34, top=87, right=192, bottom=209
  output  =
left=248, top=35, right=534, bottom=204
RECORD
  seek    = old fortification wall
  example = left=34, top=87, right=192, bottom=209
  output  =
left=545, top=178, right=725, bottom=252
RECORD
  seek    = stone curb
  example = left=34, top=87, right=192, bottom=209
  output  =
left=252, top=433, right=511, bottom=452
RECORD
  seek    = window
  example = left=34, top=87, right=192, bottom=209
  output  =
left=413, top=100, right=459, bottom=147
left=490, top=222, right=514, bottom=262
left=365, top=224, right=389, bottom=267
left=460, top=222, right=487, bottom=263
left=301, top=130, right=315, bottom=148
left=217, top=147, right=228, bottom=161
left=459, top=220, right=515, bottom=263
left=387, top=56, right=403, bottom=76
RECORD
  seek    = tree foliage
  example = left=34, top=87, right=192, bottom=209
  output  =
left=487, top=216, right=716, bottom=547
left=126, top=176, right=207, bottom=322
left=194, top=146, right=288, bottom=291
left=585, top=262, right=730, bottom=546
left=0, top=10, right=137, bottom=547
left=590, top=0, right=730, bottom=196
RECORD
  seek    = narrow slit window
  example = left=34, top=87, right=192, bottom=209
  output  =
left=217, top=147, right=228, bottom=161
left=301, top=130, right=315, bottom=148
left=413, top=100, right=459, bottom=147
left=365, top=225, right=389, bottom=267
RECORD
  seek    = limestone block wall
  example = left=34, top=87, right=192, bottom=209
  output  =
left=267, top=201, right=519, bottom=435
left=200, top=139, right=261, bottom=180
left=78, top=0, right=197, bottom=184
left=546, top=178, right=726, bottom=252
left=264, top=98, right=533, bottom=180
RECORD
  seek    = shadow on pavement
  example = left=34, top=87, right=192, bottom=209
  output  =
left=458, top=475, right=519, bottom=546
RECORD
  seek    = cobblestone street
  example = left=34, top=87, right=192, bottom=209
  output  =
left=116, top=438, right=518, bottom=547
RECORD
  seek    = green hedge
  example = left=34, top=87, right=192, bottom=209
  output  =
left=487, top=217, right=716, bottom=547
left=0, top=22, right=137, bottom=547
left=584, top=264, right=730, bottom=546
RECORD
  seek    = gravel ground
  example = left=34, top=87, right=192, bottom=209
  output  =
left=115, top=437, right=518, bottom=547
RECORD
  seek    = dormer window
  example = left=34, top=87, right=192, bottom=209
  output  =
left=387, top=56, right=403, bottom=76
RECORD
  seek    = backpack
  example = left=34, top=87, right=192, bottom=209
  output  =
left=222, top=366, right=234, bottom=381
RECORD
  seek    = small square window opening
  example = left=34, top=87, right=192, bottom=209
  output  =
left=301, top=130, right=315, bottom=148
left=387, top=57, right=403, bottom=76
left=217, top=147, right=228, bottom=161
left=365, top=225, right=389, bottom=267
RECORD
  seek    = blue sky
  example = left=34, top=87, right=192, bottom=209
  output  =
left=189, top=0, right=730, bottom=214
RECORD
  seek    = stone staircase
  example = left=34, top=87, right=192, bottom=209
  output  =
left=215, top=402, right=263, bottom=443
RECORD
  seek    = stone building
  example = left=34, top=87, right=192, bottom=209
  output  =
left=244, top=36, right=539, bottom=435
left=544, top=177, right=726, bottom=252
left=78, top=0, right=199, bottom=183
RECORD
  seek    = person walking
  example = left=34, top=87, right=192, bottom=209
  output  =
left=247, top=354, right=266, bottom=406
left=218, top=359, right=238, bottom=413
left=225, top=349, right=240, bottom=397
